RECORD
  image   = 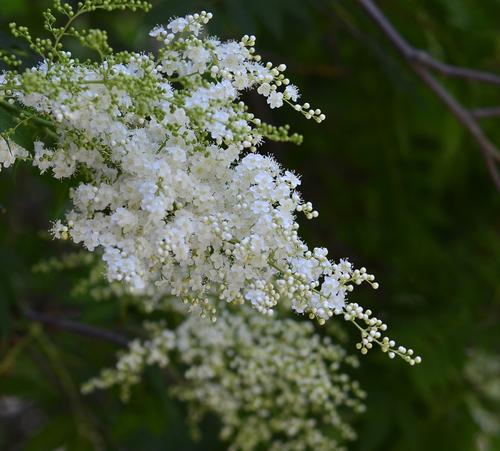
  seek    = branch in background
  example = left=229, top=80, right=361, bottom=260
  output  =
left=25, top=309, right=180, bottom=386
left=357, top=0, right=500, bottom=191
left=471, top=107, right=500, bottom=119
left=26, top=309, right=130, bottom=347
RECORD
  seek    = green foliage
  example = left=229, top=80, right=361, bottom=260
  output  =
left=0, top=0, right=499, bottom=450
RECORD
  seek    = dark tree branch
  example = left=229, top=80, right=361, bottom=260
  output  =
left=471, top=106, right=500, bottom=119
left=26, top=309, right=130, bottom=347
left=410, top=53, right=500, bottom=86
left=357, top=0, right=500, bottom=191
left=25, top=309, right=181, bottom=385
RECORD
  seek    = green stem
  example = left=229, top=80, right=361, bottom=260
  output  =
left=51, top=8, right=88, bottom=62
left=0, top=334, right=32, bottom=375
left=0, top=99, right=54, bottom=128
left=31, top=324, right=103, bottom=448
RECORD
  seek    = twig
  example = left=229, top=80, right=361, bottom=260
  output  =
left=471, top=107, right=500, bottom=119
left=409, top=52, right=500, bottom=86
left=357, top=0, right=500, bottom=191
left=26, top=309, right=130, bottom=347
left=0, top=99, right=54, bottom=128
left=25, top=309, right=180, bottom=386
left=32, top=325, right=105, bottom=448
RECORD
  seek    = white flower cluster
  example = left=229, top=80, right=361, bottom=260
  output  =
left=84, top=306, right=365, bottom=451
left=1, top=12, right=359, bottom=321
left=464, top=349, right=500, bottom=445
left=82, top=321, right=175, bottom=401
left=0, top=5, right=420, bottom=362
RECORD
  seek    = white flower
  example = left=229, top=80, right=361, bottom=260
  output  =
left=167, top=17, right=188, bottom=33
left=284, top=84, right=300, bottom=102
left=111, top=207, right=138, bottom=231
left=267, top=91, right=284, bottom=109
left=149, top=25, right=166, bottom=38
left=185, top=45, right=210, bottom=72
left=257, top=82, right=271, bottom=97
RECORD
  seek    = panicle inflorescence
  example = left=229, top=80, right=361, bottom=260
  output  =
left=9, top=0, right=150, bottom=63
left=84, top=305, right=365, bottom=450
left=70, top=0, right=151, bottom=13
left=345, top=303, right=422, bottom=364
left=82, top=320, right=175, bottom=401
left=0, top=8, right=420, bottom=365
left=32, top=251, right=96, bottom=273
left=0, top=50, right=21, bottom=68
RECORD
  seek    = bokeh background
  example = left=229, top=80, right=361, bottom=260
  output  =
left=1, top=0, right=500, bottom=450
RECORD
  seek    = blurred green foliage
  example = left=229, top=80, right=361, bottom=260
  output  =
left=0, top=0, right=499, bottom=450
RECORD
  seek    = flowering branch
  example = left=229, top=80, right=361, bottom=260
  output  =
left=0, top=3, right=425, bottom=446
left=358, top=0, right=500, bottom=191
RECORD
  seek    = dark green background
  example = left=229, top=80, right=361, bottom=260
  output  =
left=1, top=0, right=499, bottom=450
